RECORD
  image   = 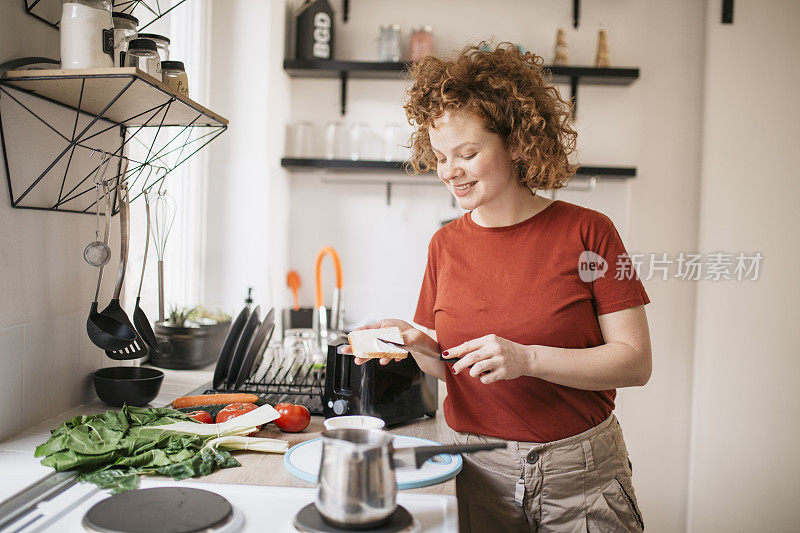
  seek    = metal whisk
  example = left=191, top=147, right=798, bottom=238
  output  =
left=151, top=179, right=176, bottom=323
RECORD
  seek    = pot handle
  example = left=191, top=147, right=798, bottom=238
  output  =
left=394, top=442, right=508, bottom=469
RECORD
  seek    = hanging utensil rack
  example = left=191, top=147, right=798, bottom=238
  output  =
left=0, top=67, right=228, bottom=215
left=25, top=0, right=192, bottom=32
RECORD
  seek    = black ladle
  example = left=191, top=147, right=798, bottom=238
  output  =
left=87, top=181, right=136, bottom=350
left=101, top=181, right=148, bottom=360
left=132, top=190, right=158, bottom=353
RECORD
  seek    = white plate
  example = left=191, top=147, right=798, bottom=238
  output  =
left=284, top=434, right=462, bottom=490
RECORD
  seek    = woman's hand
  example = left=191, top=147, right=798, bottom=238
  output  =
left=444, top=334, right=534, bottom=384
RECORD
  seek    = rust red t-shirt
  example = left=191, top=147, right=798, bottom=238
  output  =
left=413, top=200, right=650, bottom=442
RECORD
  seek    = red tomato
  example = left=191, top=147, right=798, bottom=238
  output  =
left=216, top=403, right=260, bottom=436
left=187, top=410, right=213, bottom=424
left=273, top=403, right=310, bottom=433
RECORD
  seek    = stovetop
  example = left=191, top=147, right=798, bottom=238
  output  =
left=0, top=477, right=457, bottom=533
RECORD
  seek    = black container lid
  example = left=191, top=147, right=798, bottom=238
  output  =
left=112, top=11, right=139, bottom=25
left=127, top=38, right=158, bottom=52
left=138, top=32, right=171, bottom=44
left=161, top=60, right=185, bottom=71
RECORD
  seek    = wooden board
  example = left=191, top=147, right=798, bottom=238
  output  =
left=2, top=68, right=228, bottom=127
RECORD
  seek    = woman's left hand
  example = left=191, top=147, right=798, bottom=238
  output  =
left=444, top=334, right=534, bottom=384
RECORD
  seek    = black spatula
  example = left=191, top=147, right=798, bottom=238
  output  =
left=103, top=182, right=148, bottom=360
left=132, top=191, right=158, bottom=353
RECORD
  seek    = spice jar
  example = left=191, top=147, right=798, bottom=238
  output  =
left=112, top=12, right=138, bottom=67
left=378, top=24, right=401, bottom=62
left=410, top=26, right=433, bottom=62
left=161, top=61, right=189, bottom=97
left=60, top=0, right=114, bottom=69
left=137, top=33, right=170, bottom=61
left=124, top=38, right=161, bottom=78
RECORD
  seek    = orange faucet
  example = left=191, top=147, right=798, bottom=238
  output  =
left=314, top=246, right=344, bottom=349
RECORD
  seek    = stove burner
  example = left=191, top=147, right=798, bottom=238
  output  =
left=293, top=504, right=417, bottom=533
left=83, top=487, right=239, bottom=533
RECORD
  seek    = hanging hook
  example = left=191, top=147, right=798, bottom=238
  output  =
left=157, top=167, right=169, bottom=196
left=93, top=152, right=111, bottom=185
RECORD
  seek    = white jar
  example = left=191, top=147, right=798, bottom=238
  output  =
left=60, top=0, right=114, bottom=70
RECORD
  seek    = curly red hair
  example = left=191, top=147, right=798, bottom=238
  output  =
left=404, top=42, right=578, bottom=190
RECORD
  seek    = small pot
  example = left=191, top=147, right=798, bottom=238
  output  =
left=151, top=320, right=230, bottom=369
left=92, top=366, right=164, bottom=407
left=316, top=428, right=506, bottom=529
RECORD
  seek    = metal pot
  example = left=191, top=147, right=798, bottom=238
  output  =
left=316, top=428, right=506, bottom=529
left=151, top=321, right=230, bottom=369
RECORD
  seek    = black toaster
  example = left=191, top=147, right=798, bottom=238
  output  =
left=322, top=336, right=438, bottom=426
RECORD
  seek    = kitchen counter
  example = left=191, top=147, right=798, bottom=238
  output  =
left=0, top=365, right=455, bottom=503
left=194, top=409, right=455, bottom=495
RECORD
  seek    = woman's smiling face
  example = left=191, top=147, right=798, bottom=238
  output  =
left=429, top=109, right=521, bottom=212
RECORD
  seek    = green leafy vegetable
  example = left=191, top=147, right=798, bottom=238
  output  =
left=34, top=406, right=240, bottom=493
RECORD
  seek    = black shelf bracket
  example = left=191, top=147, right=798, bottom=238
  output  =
left=570, top=75, right=579, bottom=117
left=0, top=74, right=227, bottom=214
left=573, top=0, right=581, bottom=29
left=339, top=70, right=348, bottom=116
left=25, top=0, right=191, bottom=32
left=722, top=0, right=734, bottom=24
left=343, top=0, right=349, bottom=22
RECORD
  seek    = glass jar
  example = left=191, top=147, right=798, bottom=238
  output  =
left=60, top=0, right=114, bottom=69
left=124, top=38, right=161, bottom=78
left=161, top=60, right=189, bottom=97
left=378, top=24, right=401, bottom=62
left=410, top=26, right=433, bottom=62
left=112, top=11, right=138, bottom=67
left=137, top=33, right=170, bottom=61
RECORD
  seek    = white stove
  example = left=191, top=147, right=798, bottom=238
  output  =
left=0, top=476, right=457, bottom=533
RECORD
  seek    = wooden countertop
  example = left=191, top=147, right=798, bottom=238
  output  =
left=191, top=412, right=456, bottom=496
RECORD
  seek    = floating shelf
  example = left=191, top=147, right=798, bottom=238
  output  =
left=0, top=67, right=228, bottom=214
left=283, top=59, right=639, bottom=115
left=281, top=158, right=633, bottom=205
left=281, top=158, right=636, bottom=178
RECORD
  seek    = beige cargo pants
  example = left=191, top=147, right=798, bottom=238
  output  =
left=449, top=415, right=644, bottom=532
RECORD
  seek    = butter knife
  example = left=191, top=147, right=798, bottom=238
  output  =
left=375, top=337, right=454, bottom=361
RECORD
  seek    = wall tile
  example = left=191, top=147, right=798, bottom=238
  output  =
left=52, top=312, right=81, bottom=415
left=0, top=326, right=24, bottom=441
left=22, top=320, right=55, bottom=427
left=77, top=311, right=102, bottom=404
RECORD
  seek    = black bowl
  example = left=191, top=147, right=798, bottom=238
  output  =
left=92, top=367, right=164, bottom=407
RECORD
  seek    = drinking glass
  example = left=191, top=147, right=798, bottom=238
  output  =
left=325, top=121, right=348, bottom=159
left=286, top=121, right=315, bottom=158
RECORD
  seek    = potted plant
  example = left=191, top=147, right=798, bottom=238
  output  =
left=151, top=306, right=231, bottom=370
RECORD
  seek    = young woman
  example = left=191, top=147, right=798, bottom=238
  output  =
left=346, top=43, right=651, bottom=532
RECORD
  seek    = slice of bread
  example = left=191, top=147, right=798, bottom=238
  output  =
left=347, top=327, right=408, bottom=360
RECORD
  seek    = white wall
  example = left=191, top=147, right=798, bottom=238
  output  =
left=687, top=1, right=800, bottom=530
left=286, top=1, right=705, bottom=531
left=0, top=6, right=109, bottom=441
left=203, top=0, right=292, bottom=319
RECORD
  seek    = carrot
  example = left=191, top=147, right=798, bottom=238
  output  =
left=172, top=393, right=259, bottom=409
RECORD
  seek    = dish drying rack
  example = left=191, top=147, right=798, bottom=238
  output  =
left=207, top=360, right=327, bottom=416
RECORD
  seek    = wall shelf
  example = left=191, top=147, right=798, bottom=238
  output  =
left=0, top=67, right=228, bottom=214
left=281, top=157, right=636, bottom=178
left=283, top=59, right=639, bottom=115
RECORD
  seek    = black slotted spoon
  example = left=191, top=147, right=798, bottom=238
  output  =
left=132, top=190, right=158, bottom=353
left=102, top=181, right=148, bottom=360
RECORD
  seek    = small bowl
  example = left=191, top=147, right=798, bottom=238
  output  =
left=323, top=415, right=386, bottom=431
left=92, top=366, right=164, bottom=407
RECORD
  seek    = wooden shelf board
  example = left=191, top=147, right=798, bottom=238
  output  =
left=283, top=60, right=639, bottom=85
left=1, top=68, right=228, bottom=127
left=281, top=158, right=635, bottom=178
